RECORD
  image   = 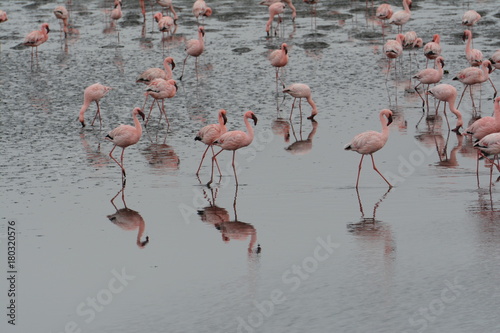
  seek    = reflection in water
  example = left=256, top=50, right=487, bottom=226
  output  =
left=272, top=117, right=290, bottom=142
left=285, top=119, right=318, bottom=155
left=142, top=143, right=180, bottom=173
left=80, top=132, right=109, bottom=168
left=107, top=186, right=150, bottom=248
left=197, top=185, right=260, bottom=255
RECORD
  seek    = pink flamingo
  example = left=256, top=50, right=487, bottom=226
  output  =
left=462, top=10, right=481, bottom=27
left=474, top=132, right=500, bottom=191
left=0, top=10, right=7, bottom=23
left=427, top=84, right=463, bottom=132
left=24, top=23, right=50, bottom=58
left=208, top=111, right=258, bottom=186
left=179, top=26, right=205, bottom=81
left=453, top=60, right=496, bottom=109
left=78, top=83, right=112, bottom=128
left=154, top=12, right=175, bottom=39
left=105, top=107, right=145, bottom=184
left=266, top=2, right=286, bottom=36
left=269, top=43, right=289, bottom=88
left=463, top=30, right=482, bottom=67
left=192, top=0, right=212, bottom=23
left=388, top=0, right=411, bottom=33
left=344, top=109, right=393, bottom=189
left=376, top=3, right=393, bottom=22
left=195, top=109, right=228, bottom=176
left=282, top=83, right=318, bottom=120
left=144, top=78, right=178, bottom=127
left=110, top=0, right=122, bottom=21
left=423, top=34, right=442, bottom=68
left=157, top=0, right=178, bottom=21
left=260, top=0, right=296, bottom=22
left=53, top=6, right=69, bottom=37
left=139, top=0, right=146, bottom=21
left=136, top=57, right=175, bottom=84
left=382, top=33, right=404, bottom=77
left=490, top=50, right=500, bottom=71
left=413, top=56, right=445, bottom=112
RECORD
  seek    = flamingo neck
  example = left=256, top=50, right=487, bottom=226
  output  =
left=244, top=115, right=255, bottom=142
left=465, top=33, right=472, bottom=53
left=482, top=63, right=490, bottom=80
left=306, top=96, right=318, bottom=116
left=380, top=113, right=390, bottom=137
left=133, top=112, right=143, bottom=137
left=403, top=0, right=410, bottom=12
left=448, top=99, right=463, bottom=128
left=78, top=99, right=92, bottom=121
left=494, top=100, right=500, bottom=121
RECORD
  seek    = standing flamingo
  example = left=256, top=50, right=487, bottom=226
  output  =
left=179, top=26, right=205, bottom=81
left=376, top=3, right=393, bottom=22
left=144, top=78, right=178, bottom=127
left=463, top=30, right=483, bottom=67
left=157, top=0, right=178, bottom=21
left=388, top=0, right=411, bottom=33
left=53, top=6, right=69, bottom=37
left=269, top=43, right=289, bottom=88
left=78, top=83, right=112, bottom=128
left=265, top=2, right=286, bottom=36
left=0, top=10, right=7, bottom=23
left=413, top=56, right=445, bottom=112
left=105, top=107, right=145, bottom=185
left=453, top=60, right=496, bottom=109
left=423, top=34, right=442, bottom=68
left=24, top=23, right=50, bottom=58
left=462, top=10, right=481, bottom=27
left=490, top=50, right=500, bottom=71
left=192, top=0, right=212, bottom=23
left=474, top=132, right=500, bottom=191
left=427, top=84, right=463, bottom=132
left=344, top=109, right=393, bottom=189
left=195, top=109, right=228, bottom=176
left=154, top=12, right=176, bottom=39
left=136, top=57, right=175, bottom=84
left=283, top=83, right=318, bottom=120
left=260, top=0, right=297, bottom=21
left=382, top=33, right=404, bottom=77
left=208, top=111, right=258, bottom=186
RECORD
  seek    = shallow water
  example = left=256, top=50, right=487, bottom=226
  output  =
left=1, top=0, right=500, bottom=332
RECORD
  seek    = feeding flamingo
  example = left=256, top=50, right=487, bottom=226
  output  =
left=427, top=84, right=463, bottom=132
left=423, top=34, right=442, bottom=68
left=490, top=50, right=500, bottom=71
left=462, top=10, right=481, bottom=27
left=144, top=78, right=178, bottom=127
left=78, top=83, right=112, bottom=128
left=157, top=0, right=178, bottom=21
left=463, top=30, right=482, bottom=67
left=266, top=2, right=286, bottom=36
left=105, top=107, right=145, bottom=185
left=474, top=132, right=500, bottom=191
left=453, top=60, right=497, bottom=109
left=24, top=23, right=50, bottom=58
left=192, top=0, right=212, bottom=23
left=344, top=109, right=393, bottom=189
left=53, top=6, right=69, bottom=37
left=259, top=0, right=297, bottom=22
left=179, top=26, right=205, bottom=81
left=195, top=109, right=228, bottom=176
left=376, top=3, right=393, bottom=22
left=388, top=0, right=411, bottom=33
left=0, top=10, right=7, bottom=23
left=269, top=43, right=289, bottom=88
left=282, top=83, right=318, bottom=120
left=208, top=111, right=258, bottom=186
left=413, top=56, right=445, bottom=112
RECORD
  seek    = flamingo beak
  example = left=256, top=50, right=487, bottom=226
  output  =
left=462, top=33, right=466, bottom=42
left=174, top=82, right=179, bottom=91
left=171, top=61, right=176, bottom=70
left=387, top=115, right=393, bottom=126
left=222, top=113, right=228, bottom=125
left=139, top=110, right=145, bottom=121
left=252, top=114, right=258, bottom=125
left=488, top=63, right=493, bottom=73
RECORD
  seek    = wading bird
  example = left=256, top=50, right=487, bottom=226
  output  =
left=24, top=23, right=50, bottom=58
left=195, top=109, right=228, bottom=176
left=283, top=83, right=318, bottom=120
left=427, top=84, right=463, bottom=132
left=179, top=26, right=205, bottom=81
left=78, top=83, right=112, bottom=128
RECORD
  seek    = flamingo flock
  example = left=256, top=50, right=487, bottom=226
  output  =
left=3, top=0, right=500, bottom=193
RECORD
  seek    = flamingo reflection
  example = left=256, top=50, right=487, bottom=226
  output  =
left=285, top=119, right=318, bottom=155
left=272, top=117, right=291, bottom=143
left=142, top=142, right=180, bottom=172
left=198, top=185, right=260, bottom=254
left=108, top=186, right=150, bottom=248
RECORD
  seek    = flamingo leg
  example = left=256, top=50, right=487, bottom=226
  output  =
left=370, top=154, right=393, bottom=188
left=488, top=77, right=497, bottom=99
left=299, top=98, right=303, bottom=121
left=289, top=97, right=296, bottom=119
left=442, top=101, right=450, bottom=131
left=356, top=154, right=365, bottom=189
left=91, top=100, right=102, bottom=128
left=208, top=148, right=224, bottom=187
left=158, top=99, right=170, bottom=130
left=456, top=85, right=468, bottom=109
left=414, top=82, right=425, bottom=110
left=145, top=99, right=155, bottom=126
left=212, top=145, right=222, bottom=177
left=109, top=145, right=126, bottom=183
left=232, top=150, right=239, bottom=186
left=179, top=55, right=189, bottom=81
left=196, top=145, right=210, bottom=175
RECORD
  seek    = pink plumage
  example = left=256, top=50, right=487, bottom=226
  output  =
left=78, top=83, right=112, bottom=127
left=195, top=109, right=228, bottom=176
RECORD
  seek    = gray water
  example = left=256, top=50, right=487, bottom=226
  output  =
left=1, top=0, right=500, bottom=332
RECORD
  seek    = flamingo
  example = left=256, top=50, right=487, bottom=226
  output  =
left=463, top=30, right=483, bottom=67
left=382, top=33, right=404, bottom=77
left=157, top=0, right=178, bottom=21
left=269, top=43, right=289, bottom=88
left=344, top=109, right=393, bottom=189
left=266, top=2, right=286, bottom=37
left=490, top=50, right=500, bottom=71
left=376, top=3, right=393, bottom=22
left=195, top=109, right=228, bottom=176
left=105, top=107, right=145, bottom=185
left=208, top=111, right=258, bottom=186
left=413, top=56, right=445, bottom=112
left=427, top=84, right=463, bottom=132
left=136, top=57, right=175, bottom=85
left=78, top=83, right=112, bottom=128
left=453, top=60, right=497, bottom=109
left=179, top=26, right=205, bottom=81
left=144, top=78, right=178, bottom=127
left=423, top=34, right=442, bottom=68
left=388, top=0, right=411, bottom=33
left=462, top=10, right=481, bottom=27
left=474, top=132, right=500, bottom=191
left=259, top=0, right=297, bottom=22
left=53, top=6, right=69, bottom=37
left=0, top=10, right=7, bottom=23
left=24, top=23, right=50, bottom=58
left=110, top=0, right=122, bottom=22
left=139, top=0, right=146, bottom=21
left=282, top=83, right=318, bottom=120
left=192, top=0, right=212, bottom=23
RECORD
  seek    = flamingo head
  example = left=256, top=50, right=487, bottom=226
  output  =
left=432, top=34, right=440, bottom=43
left=133, top=107, right=145, bottom=121
left=245, top=111, right=258, bottom=125
left=437, top=56, right=445, bottom=68
left=153, top=12, right=163, bottom=22
left=165, top=57, right=175, bottom=70
left=462, top=30, right=471, bottom=42
left=484, top=60, right=493, bottom=73
left=199, top=26, right=205, bottom=37
left=414, top=38, right=423, bottom=48
left=203, top=7, right=212, bottom=17
left=382, top=109, right=393, bottom=126
left=219, top=109, right=228, bottom=125
left=282, top=43, right=288, bottom=54
left=41, top=23, right=50, bottom=33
